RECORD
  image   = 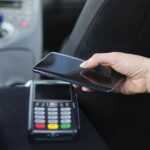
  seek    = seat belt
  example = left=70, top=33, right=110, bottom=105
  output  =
left=61, top=0, right=105, bottom=56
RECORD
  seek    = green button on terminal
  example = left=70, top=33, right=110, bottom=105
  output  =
left=61, top=123, right=71, bottom=129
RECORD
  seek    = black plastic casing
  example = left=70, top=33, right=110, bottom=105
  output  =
left=28, top=80, right=80, bottom=142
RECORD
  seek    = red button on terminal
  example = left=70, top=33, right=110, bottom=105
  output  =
left=35, top=124, right=46, bottom=129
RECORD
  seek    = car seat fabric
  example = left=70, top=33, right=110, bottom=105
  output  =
left=62, top=0, right=150, bottom=59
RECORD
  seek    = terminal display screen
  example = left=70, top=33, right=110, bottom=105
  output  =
left=0, top=1, right=22, bottom=8
left=35, top=84, right=71, bottom=100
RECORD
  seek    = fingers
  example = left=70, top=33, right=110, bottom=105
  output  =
left=78, top=52, right=150, bottom=95
left=73, top=84, right=93, bottom=92
left=82, top=87, right=93, bottom=92
left=72, top=84, right=79, bottom=88
left=80, top=52, right=119, bottom=69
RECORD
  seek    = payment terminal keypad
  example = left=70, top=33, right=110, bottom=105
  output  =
left=34, top=102, right=72, bottom=130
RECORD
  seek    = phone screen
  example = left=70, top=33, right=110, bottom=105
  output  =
left=33, top=52, right=124, bottom=92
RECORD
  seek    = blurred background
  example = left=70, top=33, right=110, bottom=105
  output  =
left=0, top=0, right=86, bottom=87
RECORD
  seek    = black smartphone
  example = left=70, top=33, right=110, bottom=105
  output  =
left=33, top=52, right=125, bottom=92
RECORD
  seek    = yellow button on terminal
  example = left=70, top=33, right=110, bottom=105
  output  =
left=48, top=124, right=59, bottom=130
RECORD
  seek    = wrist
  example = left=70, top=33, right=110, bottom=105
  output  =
left=145, top=59, right=150, bottom=93
left=146, top=74, right=150, bottom=93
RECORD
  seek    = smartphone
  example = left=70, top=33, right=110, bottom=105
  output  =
left=33, top=52, right=125, bottom=92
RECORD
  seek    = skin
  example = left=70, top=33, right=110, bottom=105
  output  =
left=77, top=52, right=150, bottom=95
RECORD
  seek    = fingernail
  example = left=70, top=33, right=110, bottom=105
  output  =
left=73, top=84, right=78, bottom=88
left=80, top=61, right=87, bottom=68
left=82, top=87, right=88, bottom=91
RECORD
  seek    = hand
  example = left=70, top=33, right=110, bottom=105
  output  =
left=78, top=52, right=150, bottom=95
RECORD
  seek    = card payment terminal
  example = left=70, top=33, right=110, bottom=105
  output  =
left=28, top=80, right=80, bottom=142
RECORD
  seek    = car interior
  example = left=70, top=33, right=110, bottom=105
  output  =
left=0, top=0, right=150, bottom=150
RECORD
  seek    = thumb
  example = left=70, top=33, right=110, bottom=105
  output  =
left=80, top=52, right=120, bottom=69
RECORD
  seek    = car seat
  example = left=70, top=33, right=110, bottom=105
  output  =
left=61, top=0, right=150, bottom=59
left=61, top=0, right=150, bottom=149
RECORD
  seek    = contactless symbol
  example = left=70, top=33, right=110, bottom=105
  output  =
left=47, top=103, right=57, bottom=107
